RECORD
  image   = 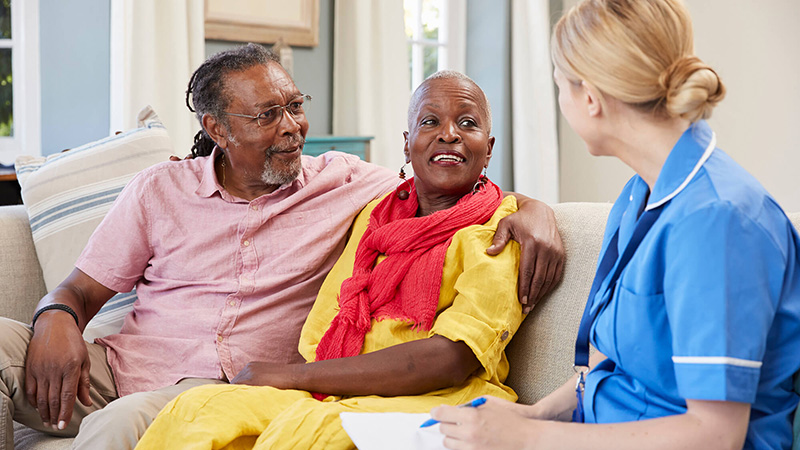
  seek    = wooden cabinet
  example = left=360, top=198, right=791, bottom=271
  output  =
left=303, top=136, right=373, bottom=161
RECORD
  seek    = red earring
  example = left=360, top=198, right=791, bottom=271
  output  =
left=396, top=163, right=409, bottom=200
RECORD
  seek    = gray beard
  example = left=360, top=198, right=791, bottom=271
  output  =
left=261, top=152, right=302, bottom=186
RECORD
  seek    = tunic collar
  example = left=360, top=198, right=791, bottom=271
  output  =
left=645, top=120, right=716, bottom=211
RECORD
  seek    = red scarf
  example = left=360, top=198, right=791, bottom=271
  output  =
left=314, top=177, right=503, bottom=369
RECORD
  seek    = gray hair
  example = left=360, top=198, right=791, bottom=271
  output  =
left=185, top=43, right=282, bottom=157
left=407, top=70, right=492, bottom=133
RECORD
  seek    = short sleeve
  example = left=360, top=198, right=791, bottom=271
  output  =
left=665, top=204, right=786, bottom=403
left=75, top=171, right=154, bottom=293
left=432, top=197, right=523, bottom=380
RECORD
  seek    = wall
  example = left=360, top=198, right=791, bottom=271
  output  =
left=39, top=0, right=110, bottom=155
left=205, top=0, right=334, bottom=137
left=557, top=0, right=800, bottom=211
left=465, top=0, right=512, bottom=190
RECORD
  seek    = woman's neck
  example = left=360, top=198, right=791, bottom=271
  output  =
left=605, top=114, right=691, bottom=191
left=415, top=192, right=463, bottom=217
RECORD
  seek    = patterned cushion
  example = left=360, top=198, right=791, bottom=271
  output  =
left=15, top=106, right=174, bottom=341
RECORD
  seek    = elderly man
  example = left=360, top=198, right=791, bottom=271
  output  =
left=0, top=44, right=562, bottom=449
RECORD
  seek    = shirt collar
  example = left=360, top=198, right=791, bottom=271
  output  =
left=645, top=120, right=716, bottom=211
left=195, top=146, right=224, bottom=198
left=194, top=146, right=308, bottom=199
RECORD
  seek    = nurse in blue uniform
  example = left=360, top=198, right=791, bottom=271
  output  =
left=431, top=0, right=800, bottom=449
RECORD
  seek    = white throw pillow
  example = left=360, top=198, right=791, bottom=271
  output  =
left=15, top=106, right=175, bottom=341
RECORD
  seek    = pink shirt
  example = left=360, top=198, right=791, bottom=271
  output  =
left=76, top=148, right=395, bottom=396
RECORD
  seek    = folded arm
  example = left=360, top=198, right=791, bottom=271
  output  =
left=232, top=335, right=480, bottom=397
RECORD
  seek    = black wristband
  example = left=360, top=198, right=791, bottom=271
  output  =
left=31, top=304, right=80, bottom=330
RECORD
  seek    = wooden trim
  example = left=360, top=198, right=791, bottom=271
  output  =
left=205, top=0, right=319, bottom=47
left=0, top=173, right=17, bottom=182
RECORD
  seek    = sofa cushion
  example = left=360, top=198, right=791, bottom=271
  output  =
left=505, top=202, right=611, bottom=405
left=14, top=106, right=174, bottom=341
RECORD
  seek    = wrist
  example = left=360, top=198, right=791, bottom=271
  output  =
left=31, top=304, right=80, bottom=330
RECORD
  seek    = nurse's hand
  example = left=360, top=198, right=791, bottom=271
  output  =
left=430, top=396, right=539, bottom=450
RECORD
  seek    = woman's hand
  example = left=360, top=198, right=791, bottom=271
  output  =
left=489, top=195, right=564, bottom=312
left=230, top=361, right=299, bottom=389
left=431, top=396, right=539, bottom=450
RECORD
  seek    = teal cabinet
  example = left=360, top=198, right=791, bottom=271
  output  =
left=303, top=136, right=373, bottom=161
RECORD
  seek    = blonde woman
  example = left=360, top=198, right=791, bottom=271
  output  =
left=432, top=1, right=800, bottom=449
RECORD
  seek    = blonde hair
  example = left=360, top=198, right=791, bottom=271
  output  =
left=552, top=0, right=725, bottom=122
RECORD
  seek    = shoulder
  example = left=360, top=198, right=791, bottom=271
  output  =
left=452, top=196, right=519, bottom=247
left=127, top=157, right=206, bottom=189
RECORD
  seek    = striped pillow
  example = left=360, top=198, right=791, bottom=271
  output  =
left=15, top=106, right=175, bottom=341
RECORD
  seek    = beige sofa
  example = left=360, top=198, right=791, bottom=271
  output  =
left=3, top=201, right=798, bottom=449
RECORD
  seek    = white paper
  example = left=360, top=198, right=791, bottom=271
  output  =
left=340, top=412, right=447, bottom=450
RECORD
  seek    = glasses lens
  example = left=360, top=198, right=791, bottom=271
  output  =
left=255, top=95, right=311, bottom=127
left=256, top=107, right=281, bottom=128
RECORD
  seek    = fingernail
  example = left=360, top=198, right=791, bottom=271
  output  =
left=58, top=420, right=66, bottom=430
left=522, top=295, right=528, bottom=305
left=43, top=421, right=50, bottom=427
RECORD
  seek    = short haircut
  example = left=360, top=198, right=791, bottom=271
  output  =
left=407, top=70, right=492, bottom=133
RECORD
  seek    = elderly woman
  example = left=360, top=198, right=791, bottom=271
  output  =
left=136, top=71, right=524, bottom=449
left=432, top=1, right=800, bottom=449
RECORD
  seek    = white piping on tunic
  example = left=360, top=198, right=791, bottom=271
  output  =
left=672, top=355, right=762, bottom=369
left=645, top=133, right=716, bottom=211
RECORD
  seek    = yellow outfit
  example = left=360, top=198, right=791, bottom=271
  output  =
left=136, top=196, right=522, bottom=450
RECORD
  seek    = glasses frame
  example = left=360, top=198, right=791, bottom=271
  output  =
left=223, top=94, right=312, bottom=128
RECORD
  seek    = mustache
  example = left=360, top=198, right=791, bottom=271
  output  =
left=267, top=134, right=305, bottom=155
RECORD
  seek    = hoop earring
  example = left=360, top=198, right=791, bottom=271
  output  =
left=396, top=163, right=410, bottom=200
left=472, top=167, right=488, bottom=195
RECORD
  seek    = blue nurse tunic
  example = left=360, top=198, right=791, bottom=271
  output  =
left=584, top=120, right=800, bottom=449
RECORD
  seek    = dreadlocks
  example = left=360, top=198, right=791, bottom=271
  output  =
left=186, top=43, right=281, bottom=157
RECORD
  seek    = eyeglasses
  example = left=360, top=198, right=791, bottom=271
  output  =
left=223, top=94, right=312, bottom=128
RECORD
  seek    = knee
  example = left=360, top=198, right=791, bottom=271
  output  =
left=0, top=317, right=32, bottom=373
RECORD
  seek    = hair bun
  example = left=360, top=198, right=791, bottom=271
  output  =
left=658, top=56, right=726, bottom=122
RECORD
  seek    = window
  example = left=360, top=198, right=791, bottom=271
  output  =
left=404, top=0, right=466, bottom=91
left=0, top=0, right=40, bottom=165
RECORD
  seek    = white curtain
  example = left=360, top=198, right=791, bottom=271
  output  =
left=110, top=0, right=205, bottom=156
left=332, top=0, right=410, bottom=171
left=511, top=0, right=560, bottom=203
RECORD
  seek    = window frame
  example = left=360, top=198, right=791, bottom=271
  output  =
left=0, top=0, right=40, bottom=164
left=406, top=0, right=466, bottom=91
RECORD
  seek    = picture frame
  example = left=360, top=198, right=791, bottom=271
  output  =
left=205, top=0, right=319, bottom=47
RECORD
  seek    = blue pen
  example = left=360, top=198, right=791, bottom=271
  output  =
left=419, top=397, right=487, bottom=428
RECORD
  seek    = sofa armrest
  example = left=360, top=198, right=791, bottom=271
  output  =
left=505, top=202, right=611, bottom=405
left=0, top=205, right=47, bottom=323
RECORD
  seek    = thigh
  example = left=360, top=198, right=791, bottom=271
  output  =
left=73, top=377, right=225, bottom=450
left=137, top=384, right=311, bottom=450
left=0, top=318, right=115, bottom=437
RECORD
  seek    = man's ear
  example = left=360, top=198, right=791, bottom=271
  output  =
left=582, top=81, right=603, bottom=118
left=202, top=114, right=228, bottom=149
left=403, top=131, right=411, bottom=163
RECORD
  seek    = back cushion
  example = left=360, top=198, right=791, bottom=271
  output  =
left=15, top=106, right=175, bottom=341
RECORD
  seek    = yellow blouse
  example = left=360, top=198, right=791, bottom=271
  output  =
left=299, top=194, right=523, bottom=402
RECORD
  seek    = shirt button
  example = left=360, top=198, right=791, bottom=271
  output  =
left=243, top=240, right=250, bottom=247
left=251, top=205, right=258, bottom=211
left=501, top=330, right=509, bottom=341
left=229, top=301, right=236, bottom=307
left=629, top=195, right=634, bottom=201
left=217, top=335, right=223, bottom=342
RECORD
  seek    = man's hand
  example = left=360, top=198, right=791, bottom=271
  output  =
left=489, top=197, right=564, bottom=312
left=25, top=312, right=92, bottom=431
left=230, top=361, right=298, bottom=390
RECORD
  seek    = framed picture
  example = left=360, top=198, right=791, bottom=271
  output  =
left=205, top=0, right=319, bottom=47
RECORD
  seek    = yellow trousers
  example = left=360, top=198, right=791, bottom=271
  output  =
left=135, top=383, right=468, bottom=450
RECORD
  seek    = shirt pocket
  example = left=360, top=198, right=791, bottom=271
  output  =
left=609, top=284, right=676, bottom=390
